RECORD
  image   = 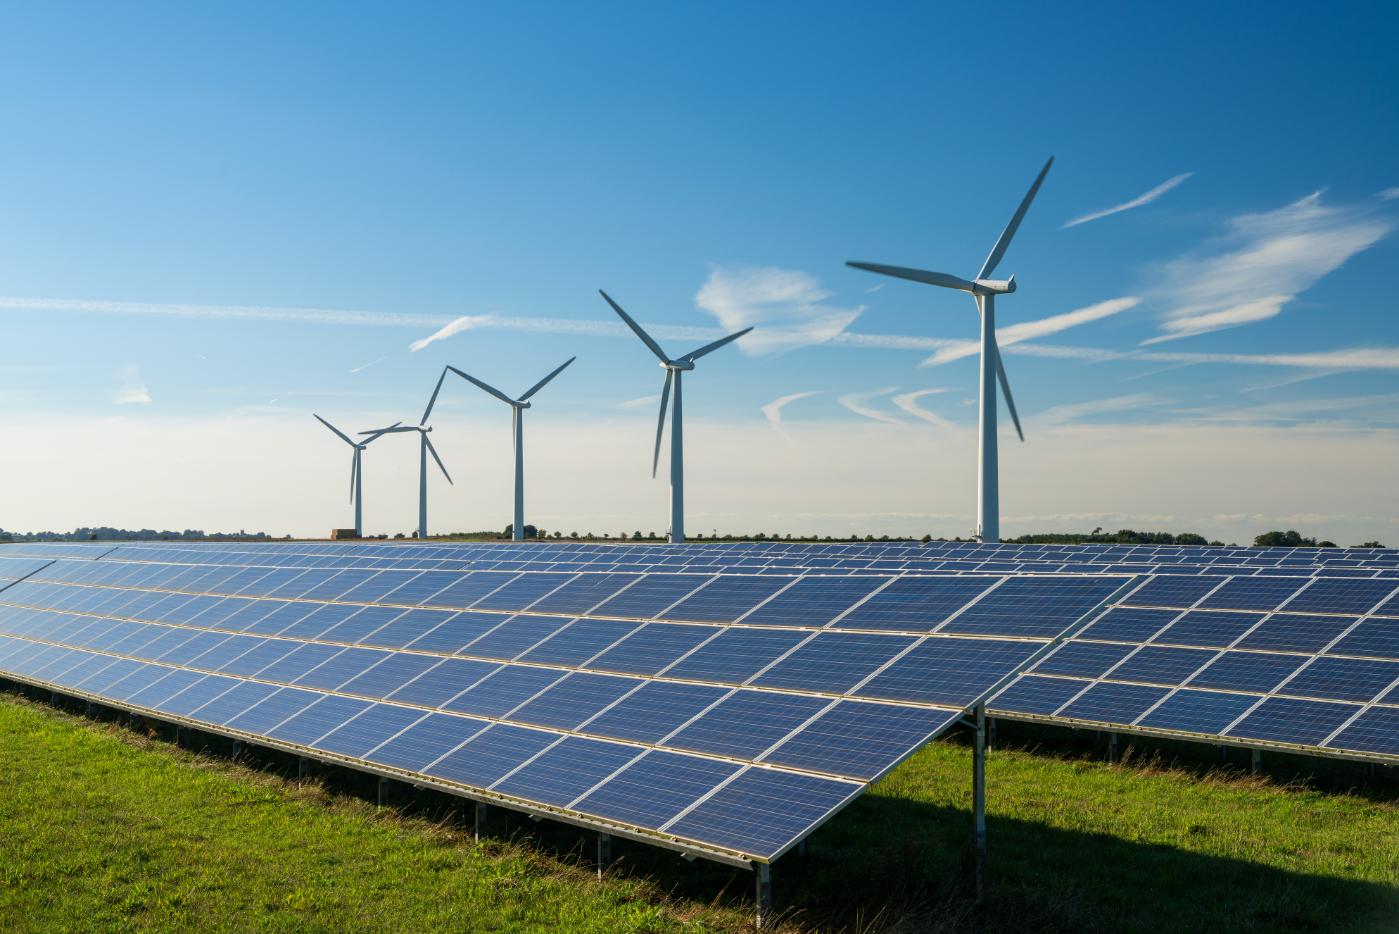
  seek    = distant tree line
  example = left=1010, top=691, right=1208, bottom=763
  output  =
left=0, top=527, right=278, bottom=543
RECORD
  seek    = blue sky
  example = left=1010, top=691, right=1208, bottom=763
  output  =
left=2, top=2, right=1397, bottom=542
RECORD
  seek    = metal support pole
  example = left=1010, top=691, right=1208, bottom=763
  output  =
left=796, top=839, right=806, bottom=857
left=1218, top=745, right=1227, bottom=763
left=85, top=701, right=96, bottom=717
left=298, top=757, right=309, bottom=780
left=972, top=703, right=987, bottom=903
left=232, top=740, right=243, bottom=761
left=754, top=862, right=772, bottom=929
left=596, top=833, right=611, bottom=879
left=987, top=716, right=997, bottom=750
left=475, top=802, right=488, bottom=842
left=175, top=725, right=184, bottom=746
left=1251, top=749, right=1261, bottom=774
left=1107, top=731, right=1119, bottom=764
left=378, top=777, right=389, bottom=808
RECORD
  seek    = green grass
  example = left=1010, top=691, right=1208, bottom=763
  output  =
left=1, top=690, right=1396, bottom=933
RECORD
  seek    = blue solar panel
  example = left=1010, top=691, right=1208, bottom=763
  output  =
left=1137, top=689, right=1258, bottom=734
left=1227, top=698, right=1359, bottom=746
left=752, top=633, right=916, bottom=693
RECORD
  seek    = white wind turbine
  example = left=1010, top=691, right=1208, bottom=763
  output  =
left=847, top=156, right=1053, bottom=543
left=422, top=357, right=576, bottom=542
left=360, top=408, right=453, bottom=540
left=313, top=414, right=398, bottom=538
left=599, top=290, right=752, bottom=544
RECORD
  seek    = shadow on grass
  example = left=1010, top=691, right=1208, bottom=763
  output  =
left=11, top=683, right=1399, bottom=934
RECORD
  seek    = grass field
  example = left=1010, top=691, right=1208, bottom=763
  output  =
left=1, top=688, right=1396, bottom=932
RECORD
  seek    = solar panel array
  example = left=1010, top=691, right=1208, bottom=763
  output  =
left=51, top=539, right=1399, bottom=580
left=991, top=573, right=1399, bottom=761
left=0, top=552, right=1129, bottom=864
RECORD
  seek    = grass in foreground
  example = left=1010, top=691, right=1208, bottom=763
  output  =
left=0, top=690, right=1396, bottom=933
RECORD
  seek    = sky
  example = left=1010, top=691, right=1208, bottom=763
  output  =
left=2, top=2, right=1398, bottom=544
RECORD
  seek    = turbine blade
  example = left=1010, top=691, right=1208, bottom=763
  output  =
left=314, top=414, right=355, bottom=447
left=977, top=156, right=1054, bottom=280
left=994, top=341, right=1025, bottom=442
left=425, top=435, right=453, bottom=485
left=360, top=424, right=416, bottom=438
left=652, top=369, right=672, bottom=479
left=599, top=290, right=670, bottom=363
left=518, top=356, right=576, bottom=401
left=446, top=365, right=516, bottom=407
left=681, top=327, right=753, bottom=363
left=349, top=453, right=358, bottom=503
left=845, top=262, right=978, bottom=293
left=361, top=421, right=402, bottom=445
left=421, top=368, right=449, bottom=425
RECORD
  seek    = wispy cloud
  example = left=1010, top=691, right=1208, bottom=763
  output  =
left=1172, top=392, right=1399, bottom=426
left=761, top=391, right=822, bottom=439
left=695, top=265, right=863, bottom=355
left=891, top=389, right=956, bottom=428
left=112, top=365, right=152, bottom=405
left=920, top=297, right=1140, bottom=366
left=1143, top=191, right=1392, bottom=345
left=1036, top=392, right=1168, bottom=425
left=1000, top=340, right=1399, bottom=371
left=351, top=356, right=386, bottom=374
left=1380, top=187, right=1399, bottom=201
left=864, top=282, right=885, bottom=293
left=409, top=314, right=499, bottom=352
left=1064, top=172, right=1193, bottom=228
left=838, top=387, right=902, bottom=425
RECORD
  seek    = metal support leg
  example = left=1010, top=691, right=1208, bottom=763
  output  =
left=378, top=777, right=389, bottom=808
left=1107, top=731, right=1119, bottom=764
left=754, top=862, right=772, bottom=929
left=85, top=701, right=96, bottom=717
left=175, top=725, right=184, bottom=745
left=987, top=716, right=997, bottom=750
left=475, top=802, right=488, bottom=842
left=596, top=833, right=611, bottom=879
left=232, top=740, right=243, bottom=761
left=298, top=757, right=309, bottom=780
left=972, top=703, right=987, bottom=903
left=1251, top=749, right=1261, bottom=774
left=796, top=839, right=806, bottom=857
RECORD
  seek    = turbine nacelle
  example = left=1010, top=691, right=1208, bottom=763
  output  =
left=973, top=276, right=1016, bottom=295
left=664, top=360, right=696, bottom=372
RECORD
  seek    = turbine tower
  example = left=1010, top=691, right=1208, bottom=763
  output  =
left=599, top=290, right=751, bottom=544
left=360, top=410, right=453, bottom=539
left=847, top=156, right=1053, bottom=543
left=423, top=357, right=575, bottom=542
left=313, top=414, right=397, bottom=537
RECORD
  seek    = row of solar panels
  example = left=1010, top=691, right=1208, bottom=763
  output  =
left=6, top=541, right=1397, bottom=580
left=7, top=538, right=1398, bottom=569
left=992, top=574, right=1399, bottom=759
left=0, top=557, right=1128, bottom=863
left=2, top=550, right=1395, bottom=868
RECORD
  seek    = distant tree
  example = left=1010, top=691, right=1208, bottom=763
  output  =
left=921, top=533, right=932, bottom=543
left=1254, top=530, right=1313, bottom=547
left=1358, top=540, right=1386, bottom=548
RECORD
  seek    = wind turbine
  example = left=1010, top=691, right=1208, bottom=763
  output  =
left=847, top=156, right=1053, bottom=543
left=313, top=414, right=397, bottom=537
left=599, top=290, right=752, bottom=544
left=422, top=357, right=576, bottom=542
left=360, top=408, right=453, bottom=540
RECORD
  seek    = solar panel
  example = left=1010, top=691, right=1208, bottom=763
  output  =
left=990, top=573, right=1399, bottom=762
left=0, top=550, right=1131, bottom=865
